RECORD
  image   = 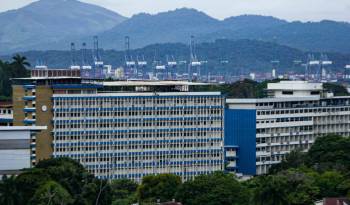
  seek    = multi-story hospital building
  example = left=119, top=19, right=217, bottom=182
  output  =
left=12, top=71, right=224, bottom=181
left=10, top=68, right=350, bottom=179
left=225, top=81, right=350, bottom=175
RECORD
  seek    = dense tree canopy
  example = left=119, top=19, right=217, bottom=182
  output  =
left=137, top=174, right=182, bottom=203
left=176, top=172, right=249, bottom=205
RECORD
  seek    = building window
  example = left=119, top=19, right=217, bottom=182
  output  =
left=282, top=91, right=293, bottom=95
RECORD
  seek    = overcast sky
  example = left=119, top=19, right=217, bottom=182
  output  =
left=1, top=0, right=350, bottom=22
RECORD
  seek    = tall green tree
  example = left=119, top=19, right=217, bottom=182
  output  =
left=29, top=180, right=73, bottom=205
left=11, top=54, right=30, bottom=79
left=0, top=175, right=21, bottom=205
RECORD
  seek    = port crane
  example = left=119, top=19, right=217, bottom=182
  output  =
left=124, top=36, right=136, bottom=79
left=70, top=42, right=80, bottom=70
left=137, top=55, right=147, bottom=79
left=189, top=35, right=201, bottom=81
left=167, top=55, right=177, bottom=80
left=81, top=42, right=92, bottom=70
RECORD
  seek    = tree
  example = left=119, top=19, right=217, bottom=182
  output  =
left=269, top=149, right=306, bottom=174
left=137, top=174, right=182, bottom=203
left=176, top=172, right=249, bottom=205
left=306, top=135, right=350, bottom=172
left=0, top=55, right=30, bottom=98
left=12, top=54, right=30, bottom=67
left=252, top=175, right=289, bottom=205
left=110, top=179, right=138, bottom=205
left=251, top=170, right=319, bottom=205
left=29, top=180, right=73, bottom=205
left=15, top=168, right=51, bottom=204
left=0, top=175, right=21, bottom=205
left=315, top=171, right=350, bottom=198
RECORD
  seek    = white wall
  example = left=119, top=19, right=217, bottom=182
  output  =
left=0, top=149, right=31, bottom=171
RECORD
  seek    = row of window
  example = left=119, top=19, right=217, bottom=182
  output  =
left=54, top=109, right=222, bottom=118
left=54, top=97, right=223, bottom=107
left=257, top=106, right=350, bottom=116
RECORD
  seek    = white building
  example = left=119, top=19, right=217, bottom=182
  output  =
left=0, top=126, right=46, bottom=176
left=226, top=81, right=350, bottom=175
left=49, top=81, right=224, bottom=182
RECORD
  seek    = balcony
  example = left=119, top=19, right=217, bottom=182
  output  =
left=23, top=118, right=36, bottom=124
left=23, top=85, right=36, bottom=89
left=24, top=107, right=36, bottom=112
left=23, top=96, right=36, bottom=101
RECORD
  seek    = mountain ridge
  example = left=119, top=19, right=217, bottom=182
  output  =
left=1, top=3, right=350, bottom=54
left=0, top=0, right=127, bottom=54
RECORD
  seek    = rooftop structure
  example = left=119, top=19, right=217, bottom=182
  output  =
left=267, top=81, right=323, bottom=98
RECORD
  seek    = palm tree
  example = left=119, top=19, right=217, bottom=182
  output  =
left=12, top=54, right=30, bottom=67
left=11, top=54, right=30, bottom=77
left=0, top=175, right=21, bottom=205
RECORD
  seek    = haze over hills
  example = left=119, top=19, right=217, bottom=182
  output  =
left=100, top=9, right=350, bottom=53
left=0, top=0, right=126, bottom=54
left=1, top=0, right=350, bottom=54
left=3, top=39, right=350, bottom=74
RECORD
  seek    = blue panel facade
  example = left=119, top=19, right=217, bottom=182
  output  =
left=225, top=108, right=256, bottom=175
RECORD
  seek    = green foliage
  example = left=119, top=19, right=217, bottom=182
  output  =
left=1, top=136, right=350, bottom=205
left=324, top=83, right=349, bottom=96
left=176, top=172, right=249, bottom=205
left=0, top=175, right=21, bottom=205
left=269, top=149, right=307, bottom=174
left=137, top=174, right=182, bottom=203
left=110, top=179, right=138, bottom=205
left=0, top=54, right=29, bottom=98
left=306, top=135, right=350, bottom=172
left=1, top=158, right=112, bottom=205
left=192, top=79, right=280, bottom=98
left=29, top=180, right=73, bottom=205
left=315, top=171, right=350, bottom=198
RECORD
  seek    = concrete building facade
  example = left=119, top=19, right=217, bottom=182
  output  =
left=226, top=81, right=350, bottom=175
left=12, top=76, right=224, bottom=181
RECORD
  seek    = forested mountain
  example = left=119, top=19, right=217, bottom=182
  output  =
left=1, top=3, right=350, bottom=54
left=203, top=19, right=350, bottom=53
left=2, top=39, right=350, bottom=74
left=98, top=8, right=350, bottom=53
left=0, top=0, right=126, bottom=54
